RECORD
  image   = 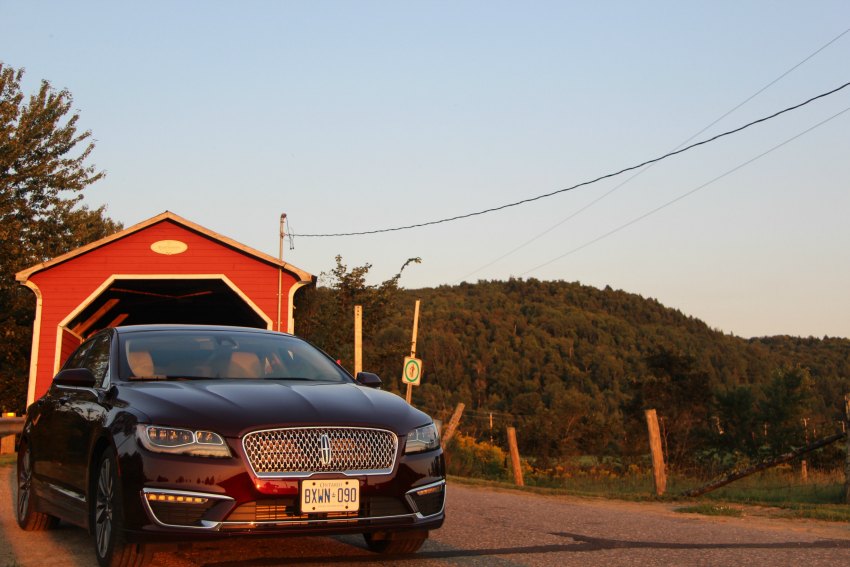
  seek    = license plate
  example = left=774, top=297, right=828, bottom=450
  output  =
left=300, top=479, right=360, bottom=513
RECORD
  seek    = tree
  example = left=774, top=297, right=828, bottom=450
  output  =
left=0, top=62, right=121, bottom=411
left=294, top=255, right=421, bottom=382
left=757, top=366, right=816, bottom=455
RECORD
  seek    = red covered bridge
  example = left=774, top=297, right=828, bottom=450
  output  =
left=16, top=211, right=314, bottom=406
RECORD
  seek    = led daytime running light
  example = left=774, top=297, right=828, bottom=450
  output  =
left=146, top=493, right=209, bottom=504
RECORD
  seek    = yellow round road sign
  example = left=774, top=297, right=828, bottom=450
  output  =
left=402, top=357, right=422, bottom=385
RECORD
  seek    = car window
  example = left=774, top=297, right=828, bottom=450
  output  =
left=63, top=339, right=94, bottom=371
left=59, top=332, right=111, bottom=388
left=85, top=333, right=111, bottom=388
left=118, top=331, right=351, bottom=383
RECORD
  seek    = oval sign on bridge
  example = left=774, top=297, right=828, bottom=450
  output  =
left=402, top=357, right=422, bottom=385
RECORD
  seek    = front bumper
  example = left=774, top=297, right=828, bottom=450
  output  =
left=141, top=479, right=445, bottom=531
left=119, top=443, right=446, bottom=542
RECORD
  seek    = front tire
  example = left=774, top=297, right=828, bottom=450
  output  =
left=93, top=448, right=151, bottom=567
left=363, top=530, right=428, bottom=554
left=16, top=441, right=59, bottom=531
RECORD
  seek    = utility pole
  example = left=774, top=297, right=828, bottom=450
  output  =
left=277, top=213, right=286, bottom=332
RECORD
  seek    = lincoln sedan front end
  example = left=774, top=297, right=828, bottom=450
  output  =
left=17, top=325, right=445, bottom=567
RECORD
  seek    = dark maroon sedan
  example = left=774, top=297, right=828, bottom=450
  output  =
left=16, top=325, right=445, bottom=567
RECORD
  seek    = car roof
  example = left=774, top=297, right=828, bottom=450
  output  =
left=112, top=324, right=294, bottom=337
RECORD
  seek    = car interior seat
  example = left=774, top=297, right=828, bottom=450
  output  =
left=128, top=350, right=155, bottom=377
left=226, top=351, right=262, bottom=378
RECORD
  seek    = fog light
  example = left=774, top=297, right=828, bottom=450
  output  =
left=413, top=485, right=442, bottom=497
left=146, top=492, right=209, bottom=504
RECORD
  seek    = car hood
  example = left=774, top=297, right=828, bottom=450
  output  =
left=117, top=380, right=431, bottom=437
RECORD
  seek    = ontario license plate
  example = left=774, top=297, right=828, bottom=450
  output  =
left=300, top=479, right=360, bottom=513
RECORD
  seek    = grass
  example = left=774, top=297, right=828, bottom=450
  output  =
left=692, top=467, right=850, bottom=522
left=450, top=464, right=850, bottom=523
left=702, top=467, right=844, bottom=505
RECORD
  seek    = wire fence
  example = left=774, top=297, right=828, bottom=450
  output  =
left=418, top=398, right=848, bottom=503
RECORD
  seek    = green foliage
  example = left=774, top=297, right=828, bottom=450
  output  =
left=0, top=62, right=120, bottom=412
left=294, top=255, right=420, bottom=391
left=297, top=268, right=850, bottom=477
left=300, top=272, right=849, bottom=469
left=445, top=433, right=508, bottom=481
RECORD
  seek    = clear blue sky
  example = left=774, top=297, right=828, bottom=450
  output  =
left=2, top=1, right=849, bottom=338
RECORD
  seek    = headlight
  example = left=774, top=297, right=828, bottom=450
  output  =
left=137, top=425, right=231, bottom=458
left=405, top=423, right=440, bottom=454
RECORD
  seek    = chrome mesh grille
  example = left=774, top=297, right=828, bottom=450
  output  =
left=242, top=427, right=398, bottom=477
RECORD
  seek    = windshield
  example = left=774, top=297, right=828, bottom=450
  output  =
left=117, top=330, right=351, bottom=383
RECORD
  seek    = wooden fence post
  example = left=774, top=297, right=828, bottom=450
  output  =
left=844, top=394, right=850, bottom=504
left=507, top=426, right=524, bottom=486
left=440, top=403, right=465, bottom=449
left=645, top=409, right=667, bottom=496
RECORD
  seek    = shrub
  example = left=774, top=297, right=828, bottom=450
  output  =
left=445, top=433, right=509, bottom=481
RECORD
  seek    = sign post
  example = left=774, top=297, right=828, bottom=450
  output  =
left=354, top=305, right=363, bottom=376
left=404, top=300, right=421, bottom=404
left=403, top=357, right=422, bottom=384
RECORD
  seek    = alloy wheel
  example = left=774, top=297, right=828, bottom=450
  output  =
left=17, top=447, right=33, bottom=521
left=95, top=457, right=114, bottom=559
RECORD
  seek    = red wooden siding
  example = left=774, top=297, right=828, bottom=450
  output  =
left=58, top=329, right=82, bottom=372
left=25, top=218, right=306, bottom=402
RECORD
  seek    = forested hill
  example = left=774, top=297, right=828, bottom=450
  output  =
left=401, top=279, right=850, bottom=464
left=298, top=275, right=850, bottom=466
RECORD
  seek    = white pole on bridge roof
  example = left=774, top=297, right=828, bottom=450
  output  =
left=277, top=213, right=286, bottom=332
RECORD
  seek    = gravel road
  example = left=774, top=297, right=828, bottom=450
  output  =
left=2, top=464, right=849, bottom=566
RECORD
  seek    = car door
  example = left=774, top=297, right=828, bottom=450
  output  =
left=46, top=331, right=112, bottom=497
left=31, top=337, right=94, bottom=489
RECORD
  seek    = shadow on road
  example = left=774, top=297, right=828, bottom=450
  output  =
left=551, top=531, right=850, bottom=551
left=198, top=530, right=850, bottom=566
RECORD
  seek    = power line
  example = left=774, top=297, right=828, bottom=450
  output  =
left=672, top=27, right=850, bottom=151
left=519, top=104, right=850, bottom=277
left=457, top=26, right=850, bottom=281
left=294, top=80, right=850, bottom=238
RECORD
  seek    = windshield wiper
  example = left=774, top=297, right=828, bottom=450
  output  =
left=127, top=375, right=209, bottom=381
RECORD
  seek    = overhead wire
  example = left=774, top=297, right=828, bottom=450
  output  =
left=285, top=217, right=296, bottom=250
left=671, top=26, right=849, bottom=150
left=293, top=79, right=850, bottom=238
left=457, top=26, right=850, bottom=281
left=519, top=104, right=850, bottom=276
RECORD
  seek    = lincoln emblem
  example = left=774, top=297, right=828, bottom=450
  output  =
left=319, top=434, right=332, bottom=466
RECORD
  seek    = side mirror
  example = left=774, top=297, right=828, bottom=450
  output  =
left=53, top=368, right=97, bottom=388
left=355, top=372, right=382, bottom=389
